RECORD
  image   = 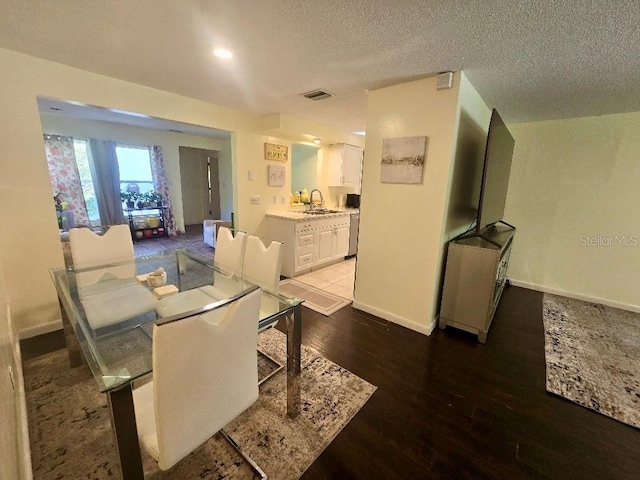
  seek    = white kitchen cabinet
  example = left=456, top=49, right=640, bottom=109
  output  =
left=267, top=213, right=351, bottom=277
left=328, top=144, right=363, bottom=188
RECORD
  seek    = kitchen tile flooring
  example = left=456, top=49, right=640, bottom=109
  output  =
left=294, top=257, right=356, bottom=300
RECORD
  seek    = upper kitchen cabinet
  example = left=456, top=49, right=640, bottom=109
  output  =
left=328, top=144, right=363, bottom=190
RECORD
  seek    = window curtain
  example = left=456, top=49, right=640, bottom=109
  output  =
left=87, top=139, right=126, bottom=226
left=150, top=145, right=178, bottom=235
left=44, top=135, right=90, bottom=227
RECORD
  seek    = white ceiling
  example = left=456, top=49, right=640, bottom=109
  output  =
left=2, top=0, right=640, bottom=133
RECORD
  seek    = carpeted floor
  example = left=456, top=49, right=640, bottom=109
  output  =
left=24, top=328, right=376, bottom=479
left=542, top=293, right=640, bottom=429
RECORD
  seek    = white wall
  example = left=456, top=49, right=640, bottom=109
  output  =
left=0, top=262, right=32, bottom=480
left=39, top=113, right=231, bottom=232
left=505, top=112, right=640, bottom=311
left=354, top=74, right=462, bottom=333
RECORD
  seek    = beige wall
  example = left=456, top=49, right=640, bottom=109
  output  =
left=0, top=47, right=360, bottom=336
left=0, top=262, right=31, bottom=479
left=354, top=74, right=462, bottom=333
left=39, top=113, right=230, bottom=231
left=505, top=112, right=640, bottom=311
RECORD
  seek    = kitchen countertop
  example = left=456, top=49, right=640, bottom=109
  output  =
left=266, top=209, right=358, bottom=221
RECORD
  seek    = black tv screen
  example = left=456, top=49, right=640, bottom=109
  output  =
left=476, top=109, right=515, bottom=232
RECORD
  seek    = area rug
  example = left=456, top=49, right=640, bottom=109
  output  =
left=279, top=279, right=351, bottom=316
left=542, top=293, right=640, bottom=429
left=24, top=328, right=376, bottom=479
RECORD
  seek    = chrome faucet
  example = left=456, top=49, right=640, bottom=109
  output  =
left=309, top=189, right=324, bottom=210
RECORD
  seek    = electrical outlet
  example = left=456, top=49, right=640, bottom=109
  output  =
left=281, top=195, right=286, bottom=204
left=272, top=195, right=277, bottom=204
left=248, top=170, right=254, bottom=181
left=250, top=195, right=261, bottom=205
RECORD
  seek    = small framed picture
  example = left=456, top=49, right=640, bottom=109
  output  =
left=267, top=164, right=286, bottom=187
left=264, top=143, right=289, bottom=162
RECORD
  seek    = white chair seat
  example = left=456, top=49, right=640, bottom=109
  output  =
left=81, top=283, right=158, bottom=330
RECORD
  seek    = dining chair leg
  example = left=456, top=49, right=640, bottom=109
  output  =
left=220, top=430, right=268, bottom=479
left=257, top=349, right=284, bottom=386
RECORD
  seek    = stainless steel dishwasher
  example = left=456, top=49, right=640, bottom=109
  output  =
left=348, top=212, right=359, bottom=257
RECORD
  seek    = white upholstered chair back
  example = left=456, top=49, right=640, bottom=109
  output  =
left=133, top=287, right=261, bottom=471
left=242, top=236, right=283, bottom=294
left=69, top=225, right=135, bottom=287
left=214, top=227, right=247, bottom=275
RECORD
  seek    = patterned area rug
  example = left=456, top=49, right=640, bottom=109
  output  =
left=279, top=279, right=351, bottom=316
left=24, top=328, right=376, bottom=479
left=542, top=293, right=640, bottom=429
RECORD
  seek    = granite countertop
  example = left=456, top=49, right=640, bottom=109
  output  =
left=266, top=209, right=357, bottom=221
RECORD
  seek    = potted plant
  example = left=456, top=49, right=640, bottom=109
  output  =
left=136, top=192, right=148, bottom=209
left=148, top=190, right=164, bottom=207
left=120, top=191, right=136, bottom=209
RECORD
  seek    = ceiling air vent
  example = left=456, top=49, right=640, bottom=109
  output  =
left=301, top=89, right=333, bottom=101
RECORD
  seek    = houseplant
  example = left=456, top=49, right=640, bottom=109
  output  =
left=120, top=191, right=137, bottom=209
left=148, top=190, right=164, bottom=207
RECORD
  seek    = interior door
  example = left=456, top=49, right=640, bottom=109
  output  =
left=179, top=147, right=220, bottom=226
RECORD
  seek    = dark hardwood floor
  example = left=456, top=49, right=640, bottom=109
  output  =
left=21, top=286, right=640, bottom=479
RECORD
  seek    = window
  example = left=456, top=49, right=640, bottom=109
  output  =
left=117, top=145, right=153, bottom=195
left=72, top=139, right=101, bottom=225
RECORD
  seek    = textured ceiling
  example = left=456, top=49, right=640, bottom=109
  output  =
left=1, top=0, right=639, bottom=132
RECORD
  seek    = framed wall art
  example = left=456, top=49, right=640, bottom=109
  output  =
left=267, top=164, right=286, bottom=187
left=264, top=143, right=289, bottom=162
left=380, top=136, right=428, bottom=184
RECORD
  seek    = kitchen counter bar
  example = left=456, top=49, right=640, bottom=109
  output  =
left=266, top=209, right=357, bottom=221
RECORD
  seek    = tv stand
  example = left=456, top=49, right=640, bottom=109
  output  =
left=439, top=223, right=515, bottom=343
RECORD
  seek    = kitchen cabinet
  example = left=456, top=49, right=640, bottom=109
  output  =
left=328, top=144, right=363, bottom=188
left=267, top=213, right=351, bottom=277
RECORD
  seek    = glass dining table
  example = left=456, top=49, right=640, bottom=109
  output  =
left=50, top=248, right=304, bottom=480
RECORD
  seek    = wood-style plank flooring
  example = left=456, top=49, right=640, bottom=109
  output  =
left=22, top=286, right=640, bottom=479
left=297, top=286, right=640, bottom=480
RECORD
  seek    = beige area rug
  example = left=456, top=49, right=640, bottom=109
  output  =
left=279, top=279, right=352, bottom=316
left=543, top=293, right=640, bottom=429
left=24, top=328, right=376, bottom=479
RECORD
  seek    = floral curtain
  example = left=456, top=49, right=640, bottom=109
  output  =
left=44, top=135, right=90, bottom=227
left=150, top=145, right=178, bottom=235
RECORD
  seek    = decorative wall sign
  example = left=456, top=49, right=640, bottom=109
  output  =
left=264, top=143, right=289, bottom=162
left=380, top=136, right=428, bottom=184
left=268, top=164, right=286, bottom=187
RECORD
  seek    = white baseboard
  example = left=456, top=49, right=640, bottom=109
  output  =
left=18, top=319, right=63, bottom=340
left=352, top=300, right=436, bottom=336
left=509, top=279, right=640, bottom=314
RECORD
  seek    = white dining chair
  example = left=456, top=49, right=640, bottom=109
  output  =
left=132, top=286, right=266, bottom=477
left=242, top=235, right=283, bottom=294
left=68, top=225, right=157, bottom=331
left=214, top=227, right=247, bottom=275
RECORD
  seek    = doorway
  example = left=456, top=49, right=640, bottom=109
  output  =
left=179, top=146, right=221, bottom=226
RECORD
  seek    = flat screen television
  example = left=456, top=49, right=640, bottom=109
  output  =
left=476, top=108, right=515, bottom=233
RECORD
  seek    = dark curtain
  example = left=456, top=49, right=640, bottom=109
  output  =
left=88, top=139, right=126, bottom=226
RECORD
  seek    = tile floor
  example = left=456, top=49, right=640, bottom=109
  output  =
left=294, top=257, right=356, bottom=300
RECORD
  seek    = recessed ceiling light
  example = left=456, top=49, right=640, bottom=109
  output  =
left=313, top=138, right=321, bottom=145
left=214, top=47, right=233, bottom=59
left=354, top=131, right=366, bottom=136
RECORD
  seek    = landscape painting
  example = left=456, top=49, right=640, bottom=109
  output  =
left=380, top=136, right=428, bottom=184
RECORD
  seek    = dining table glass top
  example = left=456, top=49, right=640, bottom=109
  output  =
left=50, top=249, right=303, bottom=393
